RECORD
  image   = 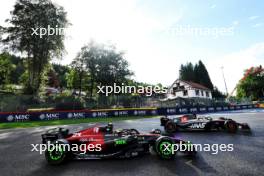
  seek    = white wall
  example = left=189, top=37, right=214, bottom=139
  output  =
left=167, top=80, right=212, bottom=99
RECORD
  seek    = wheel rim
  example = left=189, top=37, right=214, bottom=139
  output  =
left=166, top=123, right=174, bottom=132
left=158, top=141, right=173, bottom=158
left=49, top=147, right=64, bottom=161
left=228, top=122, right=237, bottom=132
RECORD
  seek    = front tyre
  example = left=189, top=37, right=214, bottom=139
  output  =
left=45, top=140, right=69, bottom=165
left=155, top=137, right=176, bottom=160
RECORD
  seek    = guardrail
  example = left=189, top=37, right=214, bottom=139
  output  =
left=0, top=104, right=259, bottom=123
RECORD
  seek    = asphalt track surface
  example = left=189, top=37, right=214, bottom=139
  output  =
left=0, top=110, right=264, bottom=176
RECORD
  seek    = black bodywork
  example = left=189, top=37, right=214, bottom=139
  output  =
left=160, top=114, right=251, bottom=133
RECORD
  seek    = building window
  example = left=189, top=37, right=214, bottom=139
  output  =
left=195, top=90, right=200, bottom=96
left=201, top=91, right=204, bottom=96
left=206, top=91, right=209, bottom=97
left=173, top=87, right=177, bottom=93
left=183, top=90, right=188, bottom=96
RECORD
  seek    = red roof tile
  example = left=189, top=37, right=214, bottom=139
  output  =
left=180, top=80, right=211, bottom=91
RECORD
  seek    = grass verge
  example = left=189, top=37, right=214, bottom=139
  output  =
left=0, top=116, right=158, bottom=129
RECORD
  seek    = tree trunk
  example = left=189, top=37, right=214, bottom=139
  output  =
left=79, top=70, right=82, bottom=97
left=90, top=78, right=94, bottom=98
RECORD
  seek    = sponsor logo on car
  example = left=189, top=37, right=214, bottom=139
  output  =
left=115, top=139, right=127, bottom=145
left=190, top=122, right=206, bottom=129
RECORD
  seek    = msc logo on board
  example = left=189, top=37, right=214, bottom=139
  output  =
left=39, top=113, right=60, bottom=120
left=67, top=112, right=85, bottom=119
left=7, top=114, right=30, bottom=122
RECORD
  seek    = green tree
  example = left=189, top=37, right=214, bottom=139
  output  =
left=66, top=69, right=81, bottom=90
left=194, top=60, right=213, bottom=90
left=1, top=0, right=69, bottom=95
left=236, top=66, right=264, bottom=100
left=179, top=60, right=214, bottom=90
left=72, top=42, right=133, bottom=98
left=51, top=64, right=70, bottom=88
left=5, top=54, right=25, bottom=84
left=71, top=53, right=88, bottom=97
left=76, top=42, right=100, bottom=97
left=0, top=53, right=16, bottom=88
left=47, top=68, right=59, bottom=88
left=95, top=45, right=132, bottom=86
left=179, top=62, right=195, bottom=81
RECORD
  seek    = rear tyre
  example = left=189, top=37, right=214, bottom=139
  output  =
left=165, top=121, right=177, bottom=133
left=155, top=137, right=176, bottom=160
left=204, top=123, right=212, bottom=132
left=225, top=120, right=238, bottom=133
left=160, top=117, right=169, bottom=126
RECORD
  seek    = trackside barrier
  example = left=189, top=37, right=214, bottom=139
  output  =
left=0, top=104, right=259, bottom=123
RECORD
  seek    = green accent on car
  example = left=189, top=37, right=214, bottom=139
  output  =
left=159, top=141, right=172, bottom=156
left=49, top=146, right=64, bottom=161
left=115, top=139, right=127, bottom=145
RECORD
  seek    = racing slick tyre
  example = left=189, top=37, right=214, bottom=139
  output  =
left=155, top=137, right=176, bottom=160
left=204, top=123, right=212, bottom=132
left=164, top=121, right=177, bottom=133
left=160, top=116, right=169, bottom=126
left=45, top=139, right=69, bottom=165
left=225, top=120, right=238, bottom=133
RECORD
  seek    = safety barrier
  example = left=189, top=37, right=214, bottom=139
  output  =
left=0, top=104, right=259, bottom=123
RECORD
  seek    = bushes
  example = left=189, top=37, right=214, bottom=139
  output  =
left=54, top=95, right=85, bottom=110
left=0, top=93, right=153, bottom=112
left=0, top=94, right=40, bottom=112
left=0, top=94, right=86, bottom=112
